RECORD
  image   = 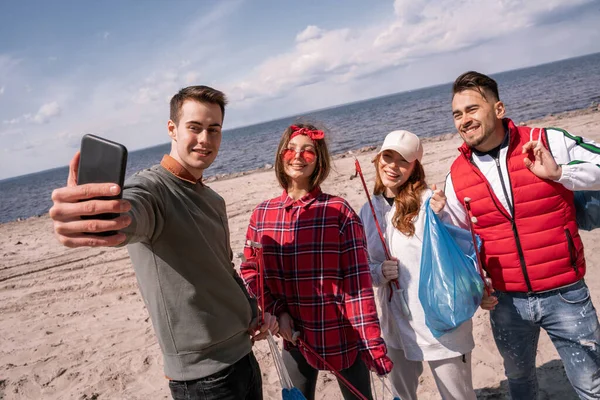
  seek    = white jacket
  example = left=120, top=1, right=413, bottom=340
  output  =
left=359, top=189, right=475, bottom=361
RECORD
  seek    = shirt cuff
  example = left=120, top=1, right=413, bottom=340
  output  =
left=556, top=164, right=575, bottom=189
left=371, top=262, right=388, bottom=287
left=272, top=299, right=288, bottom=317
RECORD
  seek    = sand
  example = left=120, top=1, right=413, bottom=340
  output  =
left=1, top=107, right=599, bottom=399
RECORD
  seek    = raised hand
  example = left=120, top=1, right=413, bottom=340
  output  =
left=430, top=183, right=447, bottom=215
left=522, top=140, right=562, bottom=181
left=49, top=152, right=132, bottom=247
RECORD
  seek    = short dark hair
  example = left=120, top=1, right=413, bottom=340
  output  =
left=169, top=85, right=228, bottom=124
left=274, top=123, right=331, bottom=191
left=452, top=71, right=500, bottom=102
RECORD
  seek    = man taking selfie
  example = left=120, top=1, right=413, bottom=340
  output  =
left=49, top=85, right=278, bottom=400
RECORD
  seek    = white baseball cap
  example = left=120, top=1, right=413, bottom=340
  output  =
left=378, top=130, right=423, bottom=162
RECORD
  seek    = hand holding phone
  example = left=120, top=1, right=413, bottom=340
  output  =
left=78, top=135, right=128, bottom=231
left=49, top=135, right=132, bottom=247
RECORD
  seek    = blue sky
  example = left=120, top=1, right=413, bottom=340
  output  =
left=1, top=0, right=599, bottom=180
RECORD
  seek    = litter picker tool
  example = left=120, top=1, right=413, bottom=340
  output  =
left=463, top=198, right=492, bottom=295
left=354, top=158, right=401, bottom=303
left=371, top=372, right=401, bottom=400
left=293, top=333, right=400, bottom=400
left=293, top=332, right=369, bottom=400
left=246, top=240, right=307, bottom=400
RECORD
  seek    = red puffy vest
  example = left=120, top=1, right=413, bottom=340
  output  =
left=450, top=119, right=585, bottom=292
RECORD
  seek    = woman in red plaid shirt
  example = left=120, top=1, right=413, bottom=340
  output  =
left=240, top=123, right=392, bottom=400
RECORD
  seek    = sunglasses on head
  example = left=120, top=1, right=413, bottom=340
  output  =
left=281, top=148, right=317, bottom=163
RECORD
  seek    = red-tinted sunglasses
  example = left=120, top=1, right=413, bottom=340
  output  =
left=281, top=148, right=317, bottom=163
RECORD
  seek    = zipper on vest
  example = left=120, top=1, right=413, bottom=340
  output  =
left=493, top=157, right=514, bottom=214
left=493, top=155, right=533, bottom=293
left=564, top=228, right=579, bottom=275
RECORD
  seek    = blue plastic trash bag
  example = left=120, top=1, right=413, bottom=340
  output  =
left=282, top=387, right=307, bottom=400
left=419, top=198, right=484, bottom=338
left=574, top=191, right=600, bottom=231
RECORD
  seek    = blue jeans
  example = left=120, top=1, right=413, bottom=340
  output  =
left=490, top=280, right=600, bottom=400
left=168, top=352, right=262, bottom=400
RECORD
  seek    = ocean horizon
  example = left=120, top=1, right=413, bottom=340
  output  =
left=1, top=52, right=599, bottom=223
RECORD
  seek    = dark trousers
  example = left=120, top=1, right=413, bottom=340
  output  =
left=283, top=347, right=373, bottom=400
left=169, top=352, right=262, bottom=400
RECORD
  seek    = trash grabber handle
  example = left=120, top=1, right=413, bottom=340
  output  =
left=355, top=158, right=392, bottom=259
left=463, top=198, right=491, bottom=295
left=295, top=335, right=370, bottom=400
left=247, top=240, right=265, bottom=325
left=354, top=158, right=400, bottom=301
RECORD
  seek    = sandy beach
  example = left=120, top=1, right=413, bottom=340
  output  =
left=1, top=107, right=599, bottom=400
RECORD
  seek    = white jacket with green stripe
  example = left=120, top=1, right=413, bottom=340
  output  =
left=547, top=127, right=600, bottom=190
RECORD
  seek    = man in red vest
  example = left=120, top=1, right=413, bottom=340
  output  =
left=443, top=71, right=600, bottom=399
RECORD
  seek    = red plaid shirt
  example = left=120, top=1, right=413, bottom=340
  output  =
left=240, top=187, right=389, bottom=372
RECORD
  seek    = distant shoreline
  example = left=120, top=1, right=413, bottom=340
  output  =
left=2, top=104, right=598, bottom=226
left=203, top=103, right=600, bottom=183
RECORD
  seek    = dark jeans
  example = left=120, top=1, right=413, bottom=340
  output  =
left=169, top=352, right=262, bottom=400
left=283, top=347, right=373, bottom=400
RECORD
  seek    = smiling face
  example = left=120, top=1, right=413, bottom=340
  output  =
left=282, top=134, right=318, bottom=188
left=377, top=150, right=416, bottom=196
left=452, top=89, right=506, bottom=152
left=167, top=100, right=223, bottom=179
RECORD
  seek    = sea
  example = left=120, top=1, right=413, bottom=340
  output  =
left=1, top=52, right=600, bottom=224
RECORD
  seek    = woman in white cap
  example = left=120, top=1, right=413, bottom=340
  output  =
left=359, top=130, right=476, bottom=400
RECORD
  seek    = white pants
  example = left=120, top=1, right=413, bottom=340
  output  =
left=387, top=346, right=476, bottom=400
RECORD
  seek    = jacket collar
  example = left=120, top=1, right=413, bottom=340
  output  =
left=281, top=186, right=322, bottom=209
left=160, top=155, right=203, bottom=185
left=458, top=118, right=517, bottom=159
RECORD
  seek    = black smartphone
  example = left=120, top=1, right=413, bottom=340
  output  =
left=78, top=134, right=128, bottom=236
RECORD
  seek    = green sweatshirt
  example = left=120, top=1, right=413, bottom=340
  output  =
left=120, top=163, right=256, bottom=381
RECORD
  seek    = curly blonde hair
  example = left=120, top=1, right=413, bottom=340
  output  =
left=372, top=154, right=427, bottom=236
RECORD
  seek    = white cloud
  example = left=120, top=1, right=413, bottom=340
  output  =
left=393, top=0, right=427, bottom=23
left=131, top=86, right=160, bottom=105
left=3, top=117, right=21, bottom=125
left=3, top=101, right=61, bottom=125
left=33, top=101, right=61, bottom=123
left=296, top=26, right=324, bottom=43
left=1, top=0, right=599, bottom=180
left=0, top=86, right=4, bottom=95
left=56, top=131, right=81, bottom=148
left=228, top=0, right=596, bottom=105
